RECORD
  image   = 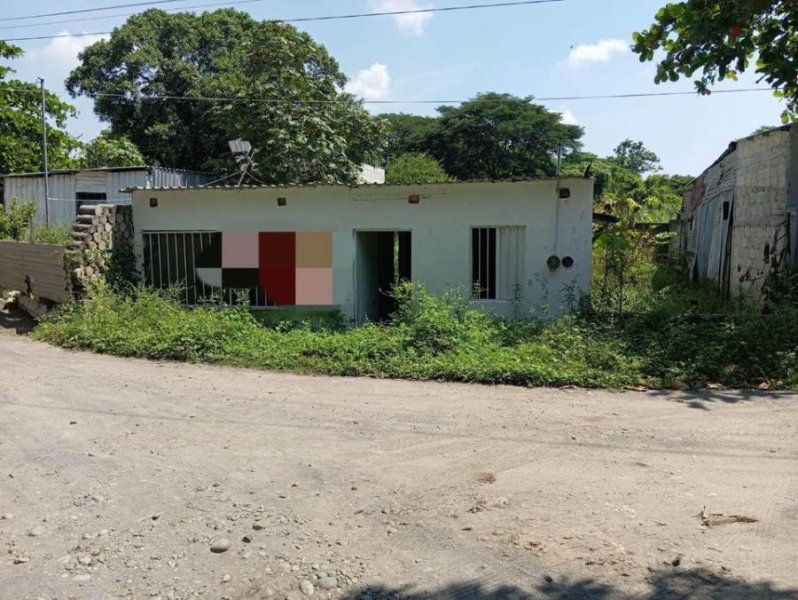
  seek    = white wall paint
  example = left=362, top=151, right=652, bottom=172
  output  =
left=132, top=180, right=594, bottom=321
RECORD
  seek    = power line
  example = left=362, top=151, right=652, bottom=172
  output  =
left=0, top=0, right=264, bottom=32
left=4, top=0, right=565, bottom=42
left=0, top=86, right=773, bottom=104
left=0, top=0, right=191, bottom=23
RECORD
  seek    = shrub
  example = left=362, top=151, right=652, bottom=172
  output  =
left=33, top=280, right=798, bottom=390
left=32, top=224, right=73, bottom=246
left=0, top=199, right=36, bottom=241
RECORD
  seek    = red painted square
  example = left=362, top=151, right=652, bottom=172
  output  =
left=259, top=268, right=296, bottom=306
left=259, top=232, right=296, bottom=269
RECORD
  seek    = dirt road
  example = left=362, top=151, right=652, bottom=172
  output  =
left=1, top=330, right=797, bottom=600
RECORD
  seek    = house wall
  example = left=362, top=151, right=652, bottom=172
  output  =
left=729, top=129, right=793, bottom=298
left=131, top=180, right=594, bottom=321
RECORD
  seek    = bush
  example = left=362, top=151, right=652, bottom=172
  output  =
left=0, top=199, right=36, bottom=241
left=32, top=224, right=73, bottom=246
left=33, top=278, right=798, bottom=390
left=385, top=153, right=452, bottom=184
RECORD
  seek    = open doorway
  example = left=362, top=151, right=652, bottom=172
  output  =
left=355, top=231, right=411, bottom=324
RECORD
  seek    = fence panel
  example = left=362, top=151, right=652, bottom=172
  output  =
left=0, top=241, right=69, bottom=302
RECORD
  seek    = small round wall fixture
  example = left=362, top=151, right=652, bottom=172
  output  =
left=562, top=256, right=575, bottom=269
left=547, top=255, right=561, bottom=270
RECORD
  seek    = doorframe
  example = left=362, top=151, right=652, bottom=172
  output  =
left=353, top=229, right=413, bottom=325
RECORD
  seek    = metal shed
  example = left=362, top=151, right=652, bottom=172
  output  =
left=1, top=166, right=215, bottom=226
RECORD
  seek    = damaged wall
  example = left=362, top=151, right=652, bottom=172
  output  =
left=729, top=128, right=793, bottom=298
left=681, top=125, right=796, bottom=301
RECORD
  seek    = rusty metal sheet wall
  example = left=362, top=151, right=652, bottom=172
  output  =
left=686, top=149, right=738, bottom=214
left=0, top=241, right=69, bottom=302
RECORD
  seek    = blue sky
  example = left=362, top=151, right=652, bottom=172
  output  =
left=1, top=0, right=786, bottom=175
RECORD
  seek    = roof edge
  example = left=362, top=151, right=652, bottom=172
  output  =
left=123, top=177, right=593, bottom=193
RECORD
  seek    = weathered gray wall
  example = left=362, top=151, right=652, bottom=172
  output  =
left=3, top=168, right=214, bottom=226
left=729, top=129, right=792, bottom=298
left=682, top=146, right=737, bottom=291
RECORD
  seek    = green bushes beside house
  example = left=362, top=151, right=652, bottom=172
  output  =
left=34, top=279, right=798, bottom=390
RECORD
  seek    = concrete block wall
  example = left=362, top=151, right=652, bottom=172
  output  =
left=729, top=129, right=792, bottom=298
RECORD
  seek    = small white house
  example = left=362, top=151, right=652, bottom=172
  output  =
left=129, top=179, right=593, bottom=323
left=1, top=166, right=215, bottom=226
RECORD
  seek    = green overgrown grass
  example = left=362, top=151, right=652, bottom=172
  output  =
left=31, top=224, right=73, bottom=246
left=34, top=280, right=798, bottom=389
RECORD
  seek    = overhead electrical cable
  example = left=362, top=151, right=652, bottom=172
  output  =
left=0, top=86, right=773, bottom=104
left=0, top=0, right=264, bottom=31
left=3, top=0, right=565, bottom=41
left=0, top=0, right=192, bottom=23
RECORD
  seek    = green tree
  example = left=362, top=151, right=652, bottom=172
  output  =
left=561, top=142, right=689, bottom=222
left=632, top=0, right=798, bottom=120
left=560, top=150, right=645, bottom=204
left=642, top=173, right=693, bottom=222
left=560, top=151, right=614, bottom=199
left=381, top=113, right=439, bottom=164
left=66, top=10, right=386, bottom=183
left=613, top=139, right=661, bottom=175
left=425, top=93, right=584, bottom=180
left=386, top=153, right=451, bottom=184
left=78, top=130, right=145, bottom=168
left=1, top=41, right=79, bottom=175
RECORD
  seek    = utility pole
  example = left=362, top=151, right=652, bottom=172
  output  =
left=37, top=77, right=50, bottom=226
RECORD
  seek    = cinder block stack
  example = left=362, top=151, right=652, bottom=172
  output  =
left=67, top=204, right=134, bottom=293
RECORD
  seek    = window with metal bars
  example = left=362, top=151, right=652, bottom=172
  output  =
left=471, top=226, right=525, bottom=301
left=472, top=227, right=497, bottom=299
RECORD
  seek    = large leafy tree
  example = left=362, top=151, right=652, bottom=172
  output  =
left=381, top=113, right=439, bottom=164
left=66, top=9, right=385, bottom=183
left=425, top=93, right=584, bottom=180
left=613, top=139, right=661, bottom=175
left=1, top=41, right=79, bottom=175
left=632, top=0, right=798, bottom=119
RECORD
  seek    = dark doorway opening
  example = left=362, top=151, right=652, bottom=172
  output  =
left=356, top=231, right=411, bottom=324
left=75, top=192, right=107, bottom=215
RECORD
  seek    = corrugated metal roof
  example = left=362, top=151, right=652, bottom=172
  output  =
left=122, top=176, right=589, bottom=193
left=1, top=166, right=215, bottom=179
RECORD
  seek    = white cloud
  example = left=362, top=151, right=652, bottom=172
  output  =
left=345, top=63, right=391, bottom=101
left=556, top=108, right=578, bottom=125
left=369, top=0, right=433, bottom=36
left=34, top=31, right=109, bottom=69
left=567, top=38, right=628, bottom=68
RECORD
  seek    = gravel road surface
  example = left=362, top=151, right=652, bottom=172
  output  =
left=1, top=326, right=797, bottom=600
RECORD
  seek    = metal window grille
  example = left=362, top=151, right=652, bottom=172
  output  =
left=142, top=231, right=269, bottom=307
left=472, top=227, right=497, bottom=299
left=471, top=226, right=525, bottom=301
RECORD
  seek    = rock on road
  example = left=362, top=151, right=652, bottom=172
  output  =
left=0, top=333, right=797, bottom=600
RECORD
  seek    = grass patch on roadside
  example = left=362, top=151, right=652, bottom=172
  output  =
left=33, top=281, right=798, bottom=390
